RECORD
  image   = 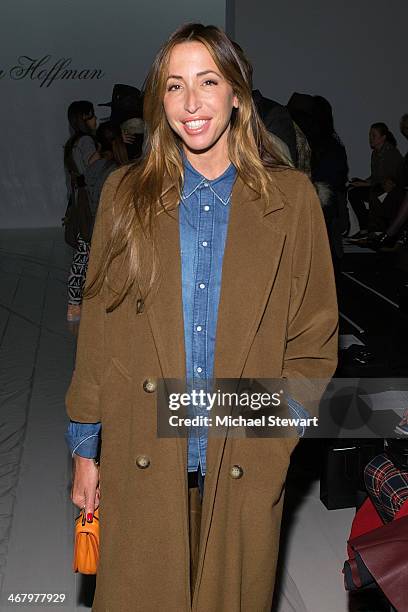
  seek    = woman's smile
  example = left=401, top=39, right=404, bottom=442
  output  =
left=182, top=117, right=211, bottom=135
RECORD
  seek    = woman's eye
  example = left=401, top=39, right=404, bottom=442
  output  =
left=203, top=79, right=217, bottom=86
left=168, top=83, right=181, bottom=91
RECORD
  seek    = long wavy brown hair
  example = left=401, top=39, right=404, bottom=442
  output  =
left=87, top=23, right=292, bottom=311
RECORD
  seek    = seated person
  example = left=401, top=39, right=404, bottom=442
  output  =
left=369, top=190, right=408, bottom=249
left=370, top=114, right=408, bottom=248
left=348, top=122, right=404, bottom=240
left=364, top=409, right=408, bottom=523
left=364, top=450, right=408, bottom=523
left=367, top=177, right=406, bottom=244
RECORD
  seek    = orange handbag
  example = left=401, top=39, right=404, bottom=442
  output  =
left=73, top=508, right=99, bottom=574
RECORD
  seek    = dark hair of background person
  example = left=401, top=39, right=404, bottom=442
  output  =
left=307, top=96, right=342, bottom=148
left=312, top=96, right=338, bottom=142
left=96, top=122, right=128, bottom=166
left=310, top=95, right=348, bottom=171
left=64, top=100, right=97, bottom=171
left=370, top=122, right=397, bottom=147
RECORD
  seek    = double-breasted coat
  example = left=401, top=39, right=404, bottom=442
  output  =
left=66, top=165, right=338, bottom=611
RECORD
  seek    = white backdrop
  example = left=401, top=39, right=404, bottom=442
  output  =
left=232, top=0, right=407, bottom=179
left=0, top=0, right=226, bottom=228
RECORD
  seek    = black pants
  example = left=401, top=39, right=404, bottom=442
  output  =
left=348, top=186, right=370, bottom=231
left=369, top=187, right=406, bottom=233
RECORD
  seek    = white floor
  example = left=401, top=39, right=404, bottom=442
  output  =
left=276, top=477, right=355, bottom=612
left=0, top=228, right=357, bottom=611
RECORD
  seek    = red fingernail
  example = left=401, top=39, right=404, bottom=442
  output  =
left=87, top=513, right=93, bottom=522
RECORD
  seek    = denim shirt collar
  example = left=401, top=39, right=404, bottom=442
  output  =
left=182, top=154, right=237, bottom=206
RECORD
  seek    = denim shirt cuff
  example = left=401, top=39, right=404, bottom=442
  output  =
left=65, top=421, right=101, bottom=458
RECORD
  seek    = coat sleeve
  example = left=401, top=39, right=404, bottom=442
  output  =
left=65, top=170, right=121, bottom=422
left=282, top=175, right=339, bottom=420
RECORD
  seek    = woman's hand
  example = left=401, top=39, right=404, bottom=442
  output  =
left=71, top=455, right=100, bottom=521
left=121, top=129, right=136, bottom=145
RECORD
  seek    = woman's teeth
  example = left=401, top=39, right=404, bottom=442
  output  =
left=185, top=119, right=208, bottom=129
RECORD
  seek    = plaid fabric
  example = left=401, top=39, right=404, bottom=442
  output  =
left=364, top=453, right=408, bottom=523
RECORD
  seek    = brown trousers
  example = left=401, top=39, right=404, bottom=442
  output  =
left=188, top=487, right=202, bottom=600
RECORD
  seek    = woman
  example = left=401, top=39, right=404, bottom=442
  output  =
left=64, top=101, right=98, bottom=322
left=66, top=24, right=338, bottom=611
left=85, top=121, right=128, bottom=221
left=370, top=114, right=408, bottom=249
left=348, top=122, right=404, bottom=240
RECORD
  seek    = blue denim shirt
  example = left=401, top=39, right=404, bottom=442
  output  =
left=65, top=157, right=236, bottom=472
left=180, top=158, right=236, bottom=474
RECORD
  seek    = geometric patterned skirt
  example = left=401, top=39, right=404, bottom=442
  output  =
left=67, top=233, right=90, bottom=305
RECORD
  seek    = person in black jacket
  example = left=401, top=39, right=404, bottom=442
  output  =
left=252, top=89, right=297, bottom=164
left=231, top=41, right=297, bottom=164
left=287, top=93, right=349, bottom=276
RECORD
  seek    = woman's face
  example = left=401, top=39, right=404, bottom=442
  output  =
left=369, top=128, right=386, bottom=150
left=163, top=41, right=238, bottom=160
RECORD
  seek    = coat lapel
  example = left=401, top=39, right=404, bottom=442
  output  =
left=213, top=174, right=286, bottom=379
left=144, top=186, right=186, bottom=380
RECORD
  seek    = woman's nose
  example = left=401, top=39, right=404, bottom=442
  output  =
left=184, top=88, right=201, bottom=114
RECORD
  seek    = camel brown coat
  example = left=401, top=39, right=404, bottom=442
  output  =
left=66, top=166, right=338, bottom=612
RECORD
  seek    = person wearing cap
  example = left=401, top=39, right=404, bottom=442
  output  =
left=66, top=24, right=337, bottom=611
left=99, top=83, right=145, bottom=159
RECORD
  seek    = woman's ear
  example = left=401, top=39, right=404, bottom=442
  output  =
left=233, top=94, right=239, bottom=109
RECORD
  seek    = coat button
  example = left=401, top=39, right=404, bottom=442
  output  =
left=136, top=455, right=150, bottom=469
left=143, top=378, right=156, bottom=393
left=136, top=299, right=144, bottom=314
left=229, top=465, right=244, bottom=479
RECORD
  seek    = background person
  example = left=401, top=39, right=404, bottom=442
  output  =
left=372, top=113, right=408, bottom=248
left=64, top=100, right=98, bottom=322
left=307, top=95, right=349, bottom=275
left=348, top=122, right=404, bottom=240
left=99, top=83, right=145, bottom=160
left=85, top=121, right=128, bottom=220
